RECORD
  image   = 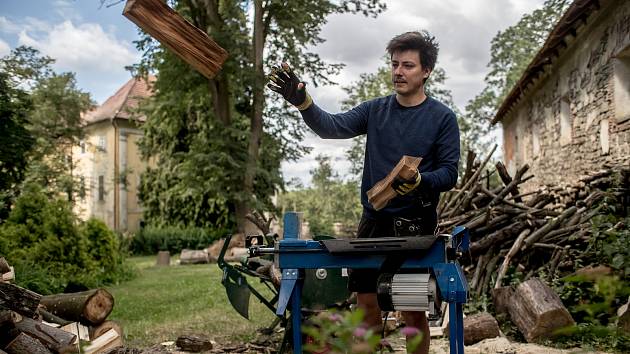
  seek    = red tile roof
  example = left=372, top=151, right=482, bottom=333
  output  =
left=83, top=75, right=156, bottom=125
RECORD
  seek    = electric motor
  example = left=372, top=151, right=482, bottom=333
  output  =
left=376, top=272, right=440, bottom=317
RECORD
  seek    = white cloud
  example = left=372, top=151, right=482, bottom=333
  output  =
left=0, top=16, right=20, bottom=34
left=17, top=20, right=137, bottom=73
left=0, top=38, right=10, bottom=57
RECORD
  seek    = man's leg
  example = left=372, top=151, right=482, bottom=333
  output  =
left=356, top=293, right=382, bottom=330
left=402, top=311, right=430, bottom=354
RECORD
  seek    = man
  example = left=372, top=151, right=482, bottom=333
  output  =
left=268, top=31, right=460, bottom=354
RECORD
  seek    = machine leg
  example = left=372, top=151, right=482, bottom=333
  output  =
left=456, top=302, right=464, bottom=354
left=291, top=280, right=303, bottom=354
left=448, top=302, right=457, bottom=354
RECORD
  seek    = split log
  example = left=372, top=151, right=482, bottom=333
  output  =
left=82, top=329, right=122, bottom=354
left=40, top=289, right=114, bottom=326
left=367, top=156, right=422, bottom=210
left=61, top=322, right=90, bottom=342
left=12, top=316, right=77, bottom=353
left=5, top=333, right=52, bottom=354
left=0, top=310, right=19, bottom=347
left=463, top=312, right=500, bottom=345
left=123, top=0, right=228, bottom=79
left=175, top=335, right=213, bottom=352
left=89, top=321, right=123, bottom=341
left=0, top=258, right=10, bottom=274
left=1, top=267, right=14, bottom=283
left=507, top=278, right=574, bottom=342
left=39, top=309, right=72, bottom=327
left=0, top=282, right=42, bottom=319
left=156, top=251, right=170, bottom=266
left=179, top=249, right=209, bottom=265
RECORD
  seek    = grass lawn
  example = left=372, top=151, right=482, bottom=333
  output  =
left=106, top=256, right=276, bottom=348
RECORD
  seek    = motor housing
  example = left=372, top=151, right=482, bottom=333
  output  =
left=376, top=271, right=440, bottom=317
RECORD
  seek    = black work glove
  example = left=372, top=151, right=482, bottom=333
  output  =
left=392, top=169, right=422, bottom=195
left=267, top=63, right=313, bottom=110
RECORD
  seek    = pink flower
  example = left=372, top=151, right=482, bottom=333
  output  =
left=400, top=326, right=420, bottom=336
left=328, top=313, right=342, bottom=322
left=353, top=327, right=367, bottom=337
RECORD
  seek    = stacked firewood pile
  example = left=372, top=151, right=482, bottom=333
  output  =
left=438, top=146, right=628, bottom=297
left=0, top=257, right=122, bottom=354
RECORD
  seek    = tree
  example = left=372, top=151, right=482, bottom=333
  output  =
left=463, top=0, right=570, bottom=143
left=0, top=46, right=93, bottom=202
left=128, top=0, right=386, bottom=231
left=0, top=71, right=35, bottom=220
left=278, top=154, right=361, bottom=236
left=340, top=56, right=461, bottom=179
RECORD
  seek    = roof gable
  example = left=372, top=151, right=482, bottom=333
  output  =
left=83, top=75, right=156, bottom=125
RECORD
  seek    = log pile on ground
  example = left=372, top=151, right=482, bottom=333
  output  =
left=438, top=146, right=629, bottom=341
left=0, top=259, right=123, bottom=354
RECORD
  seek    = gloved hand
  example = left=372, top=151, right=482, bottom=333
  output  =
left=267, top=62, right=313, bottom=110
left=392, top=169, right=421, bottom=195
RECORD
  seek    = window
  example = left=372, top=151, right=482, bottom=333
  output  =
left=79, top=176, right=86, bottom=199
left=97, top=136, right=107, bottom=152
left=532, top=124, right=541, bottom=158
left=98, top=175, right=104, bottom=201
left=560, top=96, right=572, bottom=146
left=613, top=46, right=630, bottom=123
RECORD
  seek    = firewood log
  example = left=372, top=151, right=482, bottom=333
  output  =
left=40, top=289, right=114, bottom=326
left=367, top=155, right=422, bottom=211
left=0, top=258, right=10, bottom=274
left=5, top=333, right=52, bottom=354
left=89, top=321, right=123, bottom=341
left=0, top=283, right=41, bottom=319
left=123, top=0, right=228, bottom=79
left=11, top=317, right=77, bottom=353
left=463, top=312, right=500, bottom=345
left=507, top=278, right=574, bottom=342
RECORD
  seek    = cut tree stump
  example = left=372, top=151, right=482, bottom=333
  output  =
left=179, top=249, right=209, bottom=265
left=367, top=156, right=422, bottom=210
left=0, top=282, right=42, bottom=319
left=156, top=251, right=170, bottom=266
left=12, top=317, right=77, bottom=353
left=40, top=289, right=114, bottom=326
left=507, top=278, right=574, bottom=342
left=5, top=332, right=52, bottom=354
left=123, top=0, right=228, bottom=79
left=463, top=312, right=500, bottom=345
left=176, top=335, right=213, bottom=352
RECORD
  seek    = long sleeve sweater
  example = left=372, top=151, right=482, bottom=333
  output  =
left=300, top=94, right=460, bottom=217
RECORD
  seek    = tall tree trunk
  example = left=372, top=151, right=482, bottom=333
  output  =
left=237, top=0, right=265, bottom=233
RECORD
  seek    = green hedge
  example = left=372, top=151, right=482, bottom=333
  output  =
left=0, top=185, right=134, bottom=294
left=130, top=225, right=227, bottom=255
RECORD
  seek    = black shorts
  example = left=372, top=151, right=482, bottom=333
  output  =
left=347, top=210, right=437, bottom=293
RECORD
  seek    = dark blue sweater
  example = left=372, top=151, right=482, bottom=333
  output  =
left=300, top=94, right=460, bottom=217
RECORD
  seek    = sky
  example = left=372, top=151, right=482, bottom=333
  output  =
left=0, top=0, right=547, bottom=186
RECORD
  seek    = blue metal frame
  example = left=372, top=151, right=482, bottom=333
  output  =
left=276, top=212, right=468, bottom=354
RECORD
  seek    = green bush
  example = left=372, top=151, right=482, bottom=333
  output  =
left=130, top=225, right=227, bottom=255
left=0, top=185, right=133, bottom=294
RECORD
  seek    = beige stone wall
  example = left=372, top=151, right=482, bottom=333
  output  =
left=502, top=1, right=630, bottom=191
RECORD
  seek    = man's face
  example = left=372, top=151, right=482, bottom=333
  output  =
left=391, top=50, right=430, bottom=96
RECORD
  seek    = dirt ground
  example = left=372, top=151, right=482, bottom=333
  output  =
left=123, top=334, right=610, bottom=354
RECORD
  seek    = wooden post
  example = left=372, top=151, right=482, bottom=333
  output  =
left=123, top=0, right=228, bottom=79
left=156, top=251, right=170, bottom=266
